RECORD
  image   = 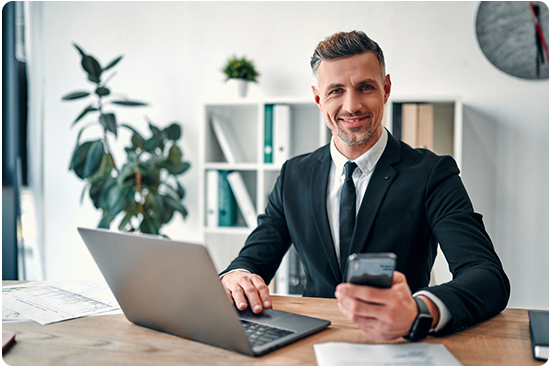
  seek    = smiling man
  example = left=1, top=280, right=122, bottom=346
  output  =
left=221, top=30, right=510, bottom=340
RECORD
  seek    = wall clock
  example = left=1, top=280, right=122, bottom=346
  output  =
left=476, top=1, right=549, bottom=80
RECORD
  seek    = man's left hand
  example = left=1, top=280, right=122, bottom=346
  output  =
left=335, top=271, right=418, bottom=340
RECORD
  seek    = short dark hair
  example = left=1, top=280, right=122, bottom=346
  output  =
left=310, top=30, right=386, bottom=81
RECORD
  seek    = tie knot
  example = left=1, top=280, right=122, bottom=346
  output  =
left=344, top=161, right=357, bottom=179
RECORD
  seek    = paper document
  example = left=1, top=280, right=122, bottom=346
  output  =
left=2, top=280, right=121, bottom=325
left=314, top=342, right=462, bottom=366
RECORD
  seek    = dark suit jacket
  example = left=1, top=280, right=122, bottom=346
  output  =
left=222, top=130, right=510, bottom=336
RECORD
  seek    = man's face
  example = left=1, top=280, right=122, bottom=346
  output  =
left=312, top=52, right=391, bottom=156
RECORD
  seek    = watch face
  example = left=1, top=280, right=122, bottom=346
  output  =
left=476, top=1, right=549, bottom=79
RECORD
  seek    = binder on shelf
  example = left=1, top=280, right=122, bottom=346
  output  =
left=210, top=115, right=246, bottom=163
left=398, top=103, right=434, bottom=150
left=205, top=170, right=219, bottom=228
left=264, top=104, right=274, bottom=163
left=275, top=251, right=290, bottom=295
left=273, top=104, right=290, bottom=165
left=226, top=171, right=257, bottom=228
left=529, top=310, right=549, bottom=361
left=218, top=170, right=236, bottom=227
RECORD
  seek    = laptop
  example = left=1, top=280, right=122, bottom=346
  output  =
left=78, top=227, right=330, bottom=356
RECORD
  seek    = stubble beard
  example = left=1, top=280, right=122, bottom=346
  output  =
left=335, top=115, right=380, bottom=146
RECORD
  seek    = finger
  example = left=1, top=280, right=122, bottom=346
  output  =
left=336, top=283, right=388, bottom=305
left=229, top=285, right=249, bottom=311
left=250, top=276, right=272, bottom=309
left=240, top=279, right=264, bottom=313
left=338, top=292, right=385, bottom=319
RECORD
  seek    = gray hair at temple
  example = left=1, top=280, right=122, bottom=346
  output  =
left=310, top=30, right=386, bottom=87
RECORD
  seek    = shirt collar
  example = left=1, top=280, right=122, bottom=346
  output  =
left=330, top=128, right=388, bottom=176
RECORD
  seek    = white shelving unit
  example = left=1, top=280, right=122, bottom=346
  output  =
left=199, top=98, right=327, bottom=278
left=386, top=95, right=464, bottom=286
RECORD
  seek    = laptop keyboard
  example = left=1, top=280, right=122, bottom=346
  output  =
left=240, top=319, right=295, bottom=347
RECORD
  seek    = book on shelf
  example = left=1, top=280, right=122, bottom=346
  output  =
left=529, top=310, right=549, bottom=361
left=273, top=104, right=290, bottom=165
left=210, top=115, right=246, bottom=163
left=226, top=171, right=257, bottom=228
left=275, top=251, right=290, bottom=295
left=218, top=170, right=236, bottom=227
left=397, top=103, right=434, bottom=150
left=264, top=105, right=274, bottom=163
left=205, top=170, right=219, bottom=228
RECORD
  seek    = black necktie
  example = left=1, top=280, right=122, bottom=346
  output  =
left=339, top=161, right=357, bottom=271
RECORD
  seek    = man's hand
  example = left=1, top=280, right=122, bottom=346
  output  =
left=221, top=271, right=272, bottom=314
left=335, top=271, right=422, bottom=340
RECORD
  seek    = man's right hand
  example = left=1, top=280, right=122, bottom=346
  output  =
left=221, top=271, right=272, bottom=314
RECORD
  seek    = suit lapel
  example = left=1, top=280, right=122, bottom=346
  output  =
left=311, top=147, right=342, bottom=284
left=342, top=132, right=402, bottom=276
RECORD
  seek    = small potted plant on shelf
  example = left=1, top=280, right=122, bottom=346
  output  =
left=62, top=43, right=190, bottom=235
left=222, top=55, right=260, bottom=98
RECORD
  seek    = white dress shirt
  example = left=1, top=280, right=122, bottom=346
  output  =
left=327, top=128, right=450, bottom=332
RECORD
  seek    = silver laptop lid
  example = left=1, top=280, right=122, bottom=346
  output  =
left=78, top=227, right=253, bottom=355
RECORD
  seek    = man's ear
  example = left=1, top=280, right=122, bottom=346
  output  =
left=383, top=74, right=392, bottom=104
left=312, top=86, right=322, bottom=111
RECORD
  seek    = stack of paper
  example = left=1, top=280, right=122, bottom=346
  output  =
left=314, top=342, right=462, bottom=366
left=2, top=281, right=121, bottom=325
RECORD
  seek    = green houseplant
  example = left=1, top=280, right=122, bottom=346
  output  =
left=62, top=43, right=190, bottom=235
left=222, top=56, right=259, bottom=98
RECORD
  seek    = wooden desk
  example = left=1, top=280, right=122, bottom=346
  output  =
left=2, top=282, right=543, bottom=366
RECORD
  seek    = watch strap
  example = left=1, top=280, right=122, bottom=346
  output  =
left=404, top=296, right=433, bottom=341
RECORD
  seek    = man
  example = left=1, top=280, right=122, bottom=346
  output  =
left=220, top=30, right=510, bottom=340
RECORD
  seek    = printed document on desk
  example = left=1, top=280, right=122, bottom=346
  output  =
left=314, top=342, right=462, bottom=366
left=2, top=280, right=121, bottom=325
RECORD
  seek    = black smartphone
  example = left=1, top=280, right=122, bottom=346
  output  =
left=346, top=252, right=397, bottom=288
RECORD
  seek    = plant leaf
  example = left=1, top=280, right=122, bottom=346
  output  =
left=83, top=140, right=105, bottom=178
left=81, top=55, right=102, bottom=83
left=117, top=163, right=136, bottom=186
left=163, top=123, right=181, bottom=141
left=164, top=195, right=188, bottom=219
left=144, top=135, right=163, bottom=152
left=163, top=161, right=190, bottom=175
left=69, top=141, right=94, bottom=179
left=167, top=145, right=183, bottom=165
left=72, top=105, right=98, bottom=126
left=73, top=43, right=86, bottom=57
left=148, top=122, right=162, bottom=136
left=103, top=55, right=123, bottom=72
left=97, top=177, right=117, bottom=209
left=120, top=124, right=144, bottom=140
left=99, top=113, right=117, bottom=137
left=139, top=215, right=159, bottom=235
left=95, top=86, right=110, bottom=97
left=176, top=180, right=185, bottom=199
left=110, top=100, right=148, bottom=107
left=62, top=91, right=90, bottom=101
left=98, top=210, right=113, bottom=229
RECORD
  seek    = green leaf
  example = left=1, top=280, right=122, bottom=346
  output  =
left=118, top=212, right=134, bottom=231
left=103, top=55, right=123, bottom=72
left=73, top=43, right=86, bottom=57
left=89, top=177, right=110, bottom=209
left=72, top=105, right=98, bottom=126
left=97, top=177, right=117, bottom=209
left=144, top=135, right=164, bottom=152
left=117, top=163, right=136, bottom=186
left=106, top=184, right=133, bottom=219
left=81, top=54, right=102, bottom=83
left=163, top=123, right=181, bottom=141
left=131, top=134, right=144, bottom=149
left=149, top=122, right=162, bottom=136
left=164, top=195, right=188, bottom=219
left=83, top=140, right=105, bottom=178
left=110, top=100, right=148, bottom=107
left=167, top=145, right=183, bottom=165
left=69, top=141, right=94, bottom=179
left=139, top=215, right=159, bottom=235
left=99, top=113, right=117, bottom=137
left=95, top=87, right=110, bottom=97
left=163, top=161, right=190, bottom=175
left=120, top=124, right=145, bottom=140
left=176, top=180, right=185, bottom=199
left=62, top=91, right=90, bottom=101
left=98, top=211, right=113, bottom=229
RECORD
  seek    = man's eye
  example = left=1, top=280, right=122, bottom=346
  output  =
left=329, top=89, right=342, bottom=95
left=361, top=85, right=373, bottom=91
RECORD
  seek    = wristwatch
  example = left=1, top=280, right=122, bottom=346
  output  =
left=404, top=296, right=433, bottom=341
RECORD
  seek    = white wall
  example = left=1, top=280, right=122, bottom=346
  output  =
left=32, top=1, right=548, bottom=310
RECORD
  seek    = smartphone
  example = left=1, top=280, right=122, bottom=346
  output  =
left=346, top=252, right=397, bottom=288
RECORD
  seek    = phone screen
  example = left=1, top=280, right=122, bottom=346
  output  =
left=346, top=253, right=396, bottom=288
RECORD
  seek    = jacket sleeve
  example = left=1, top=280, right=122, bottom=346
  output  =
left=421, top=155, right=510, bottom=335
left=219, top=162, right=292, bottom=284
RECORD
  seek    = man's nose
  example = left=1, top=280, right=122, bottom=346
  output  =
left=341, top=90, right=362, bottom=115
